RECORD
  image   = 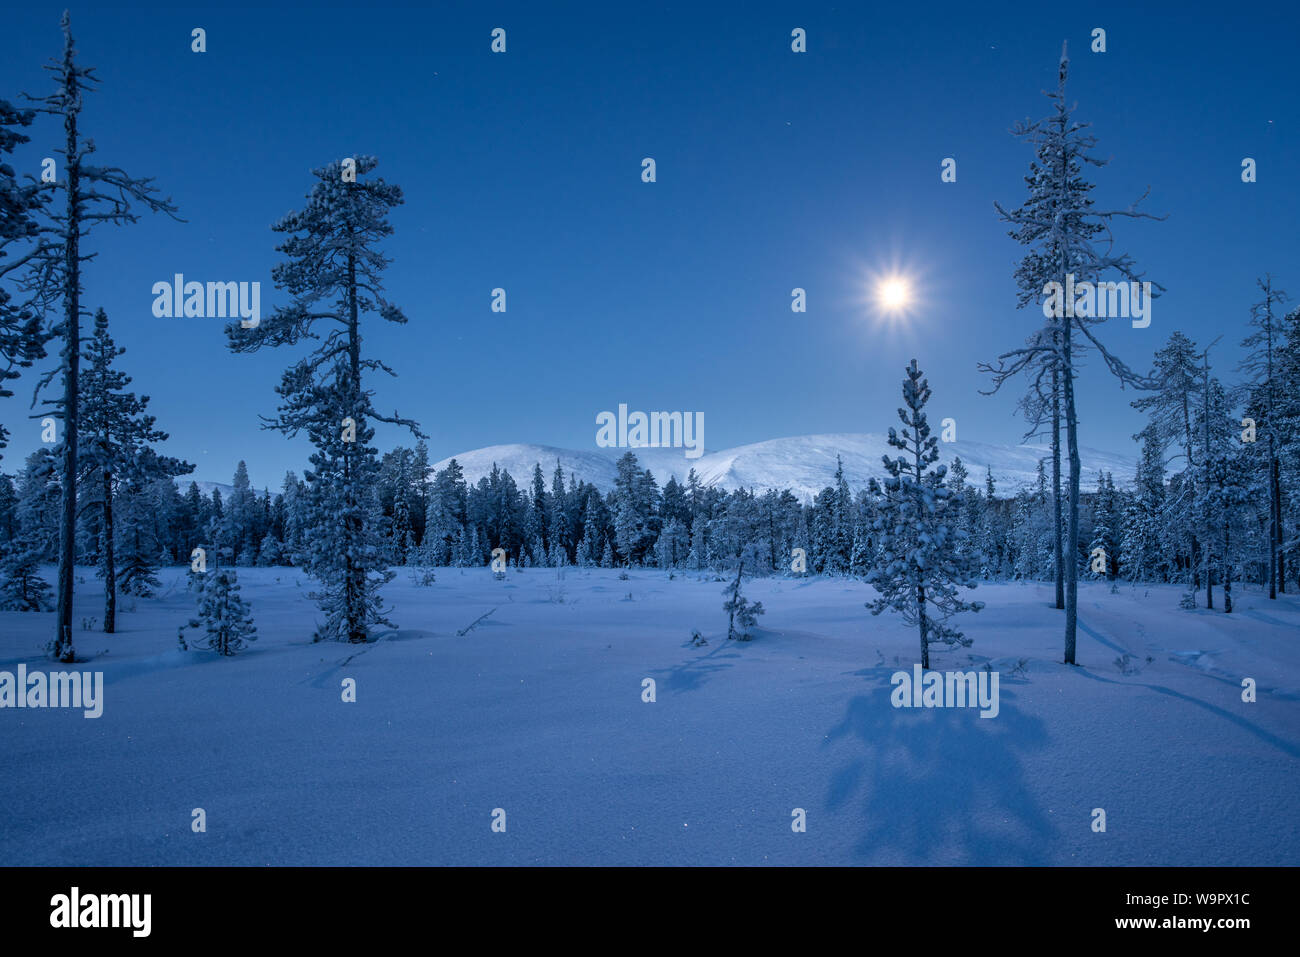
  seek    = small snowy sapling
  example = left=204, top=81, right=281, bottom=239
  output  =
left=723, top=561, right=765, bottom=641
left=179, top=568, right=257, bottom=656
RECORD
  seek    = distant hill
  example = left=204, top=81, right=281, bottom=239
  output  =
left=432, top=433, right=1134, bottom=502
left=178, top=480, right=235, bottom=499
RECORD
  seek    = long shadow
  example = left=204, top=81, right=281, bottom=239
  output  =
left=1239, top=607, right=1295, bottom=628
left=824, top=667, right=1056, bottom=864
left=657, top=640, right=742, bottom=694
left=1075, top=619, right=1131, bottom=657
left=1077, top=617, right=1300, bottom=737
left=1070, top=667, right=1300, bottom=759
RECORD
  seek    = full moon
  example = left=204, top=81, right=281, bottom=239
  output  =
left=877, top=277, right=912, bottom=312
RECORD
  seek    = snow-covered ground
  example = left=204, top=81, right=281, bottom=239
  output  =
left=1, top=566, right=1296, bottom=866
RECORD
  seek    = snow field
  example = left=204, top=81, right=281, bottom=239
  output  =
left=1, top=566, right=1296, bottom=865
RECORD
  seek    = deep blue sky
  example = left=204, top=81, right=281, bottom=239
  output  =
left=2, top=0, right=1296, bottom=489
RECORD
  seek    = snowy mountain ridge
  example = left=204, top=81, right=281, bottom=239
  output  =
left=432, top=433, right=1135, bottom=502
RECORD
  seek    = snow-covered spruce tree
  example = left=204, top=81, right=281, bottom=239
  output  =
left=1190, top=345, right=1243, bottom=609
left=390, top=485, right=412, bottom=565
left=1121, top=424, right=1167, bottom=583
left=423, top=461, right=463, bottom=566
left=13, top=448, right=60, bottom=559
left=292, top=367, right=396, bottom=641
left=78, top=308, right=190, bottom=631
left=867, top=360, right=983, bottom=669
left=1131, top=331, right=1203, bottom=591
left=958, top=473, right=987, bottom=578
left=0, top=98, right=49, bottom=461
left=179, top=568, right=257, bottom=656
left=256, top=532, right=283, bottom=567
left=612, top=452, right=650, bottom=565
left=807, top=457, right=854, bottom=574
left=522, top=464, right=544, bottom=556
left=809, top=489, right=835, bottom=574
left=946, top=456, right=978, bottom=564
left=1280, top=305, right=1300, bottom=588
left=462, top=525, right=481, bottom=567
left=226, top=156, right=421, bottom=643
left=1263, top=302, right=1300, bottom=583
left=1238, top=275, right=1290, bottom=598
left=375, top=446, right=417, bottom=565
left=1195, top=364, right=1253, bottom=612
left=0, top=526, right=53, bottom=611
left=982, top=44, right=1160, bottom=665
left=4, top=449, right=60, bottom=610
left=0, top=472, right=16, bottom=543
left=655, top=518, right=687, bottom=569
left=574, top=501, right=597, bottom=566
left=722, top=561, right=764, bottom=640
left=976, top=468, right=1003, bottom=577
left=409, top=440, right=431, bottom=548
left=19, top=13, right=180, bottom=660
left=547, top=462, right=571, bottom=563
left=273, top=474, right=299, bottom=564
left=222, top=461, right=258, bottom=566
left=1208, top=447, right=1254, bottom=613
left=115, top=478, right=163, bottom=597
left=1088, top=472, right=1119, bottom=579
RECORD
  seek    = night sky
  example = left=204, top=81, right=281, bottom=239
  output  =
left=1, top=0, right=1296, bottom=487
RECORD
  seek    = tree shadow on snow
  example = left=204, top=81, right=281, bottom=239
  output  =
left=824, top=667, right=1056, bottom=865
left=657, top=640, right=742, bottom=694
left=1070, top=668, right=1300, bottom=759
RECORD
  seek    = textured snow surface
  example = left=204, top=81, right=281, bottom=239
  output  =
left=1, top=567, right=1295, bottom=865
left=433, top=433, right=1135, bottom=502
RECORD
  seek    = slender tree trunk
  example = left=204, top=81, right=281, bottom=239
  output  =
left=103, top=467, right=115, bottom=633
left=768, top=512, right=777, bottom=572
left=1182, top=393, right=1201, bottom=599
left=53, top=59, right=80, bottom=663
left=1052, top=99, right=1077, bottom=663
left=346, top=250, right=365, bottom=642
left=1222, top=517, right=1232, bottom=614
left=727, top=562, right=743, bottom=640
left=1052, top=362, right=1064, bottom=610
left=1263, top=283, right=1281, bottom=598
left=1062, top=325, right=1080, bottom=665
left=1191, top=537, right=1201, bottom=595
left=914, top=425, right=929, bottom=669
left=917, top=583, right=929, bottom=669
left=1203, top=354, right=1213, bottom=610
left=1271, top=459, right=1282, bottom=595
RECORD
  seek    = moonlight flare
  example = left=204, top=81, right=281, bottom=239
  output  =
left=875, top=275, right=914, bottom=314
